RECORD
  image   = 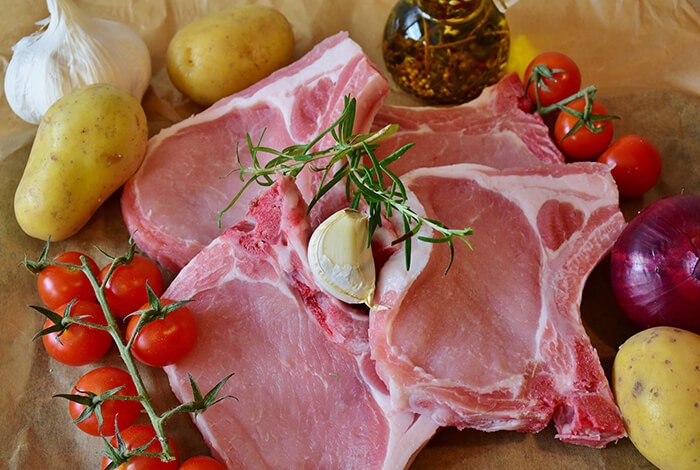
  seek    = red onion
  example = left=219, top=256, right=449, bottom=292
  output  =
left=610, top=194, right=700, bottom=334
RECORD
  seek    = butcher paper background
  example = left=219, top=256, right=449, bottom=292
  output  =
left=1, top=0, right=700, bottom=468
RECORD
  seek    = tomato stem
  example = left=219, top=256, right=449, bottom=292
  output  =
left=538, top=85, right=597, bottom=115
left=79, top=253, right=176, bottom=463
left=25, top=240, right=234, bottom=466
left=68, top=317, right=112, bottom=332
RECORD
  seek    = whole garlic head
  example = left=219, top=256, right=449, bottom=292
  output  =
left=308, top=209, right=376, bottom=307
left=4, top=0, right=152, bottom=124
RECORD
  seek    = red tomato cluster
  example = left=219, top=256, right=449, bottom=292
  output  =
left=100, top=255, right=166, bottom=319
left=553, top=98, right=614, bottom=161
left=524, top=52, right=662, bottom=198
left=598, top=134, right=663, bottom=198
left=99, top=423, right=228, bottom=469
left=30, top=247, right=222, bottom=468
left=102, top=424, right=179, bottom=470
left=35, top=248, right=204, bottom=368
left=41, top=299, right=112, bottom=366
left=125, top=299, right=198, bottom=367
left=38, top=251, right=100, bottom=309
left=179, top=456, right=228, bottom=470
left=36, top=252, right=170, bottom=366
left=69, top=367, right=143, bottom=437
left=524, top=51, right=581, bottom=107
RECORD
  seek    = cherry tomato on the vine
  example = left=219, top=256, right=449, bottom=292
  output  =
left=41, top=300, right=112, bottom=366
left=68, top=366, right=142, bottom=436
left=179, top=456, right=227, bottom=470
left=598, top=134, right=662, bottom=198
left=125, top=300, right=197, bottom=367
left=100, top=255, right=165, bottom=318
left=554, top=98, right=614, bottom=161
left=37, top=251, right=99, bottom=309
left=102, top=424, right=178, bottom=470
left=524, top=51, right=582, bottom=107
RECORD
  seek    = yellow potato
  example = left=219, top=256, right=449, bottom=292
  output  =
left=14, top=83, right=148, bottom=241
left=166, top=5, right=295, bottom=106
left=613, top=326, right=700, bottom=470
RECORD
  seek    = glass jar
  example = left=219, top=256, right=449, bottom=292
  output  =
left=383, top=0, right=510, bottom=104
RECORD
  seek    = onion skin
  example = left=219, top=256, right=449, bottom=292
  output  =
left=610, top=195, right=700, bottom=334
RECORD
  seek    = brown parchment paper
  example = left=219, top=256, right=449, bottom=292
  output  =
left=2, top=1, right=700, bottom=468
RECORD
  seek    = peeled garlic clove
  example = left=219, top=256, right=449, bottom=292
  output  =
left=308, top=209, right=376, bottom=306
left=4, top=0, right=152, bottom=124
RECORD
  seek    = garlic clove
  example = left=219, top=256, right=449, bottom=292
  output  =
left=4, top=0, right=151, bottom=124
left=308, top=208, right=376, bottom=307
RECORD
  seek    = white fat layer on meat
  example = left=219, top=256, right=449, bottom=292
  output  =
left=382, top=162, right=623, bottom=401
left=145, top=38, right=364, bottom=153
left=402, top=162, right=619, bottom=346
left=122, top=32, right=394, bottom=273
left=354, top=342, right=439, bottom=468
left=164, top=177, right=441, bottom=469
left=372, top=183, right=433, bottom=304
left=404, top=163, right=617, bottom=243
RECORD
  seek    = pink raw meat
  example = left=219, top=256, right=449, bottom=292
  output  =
left=121, top=32, right=388, bottom=272
left=372, top=73, right=563, bottom=175
left=162, top=177, right=438, bottom=469
left=369, top=162, right=627, bottom=448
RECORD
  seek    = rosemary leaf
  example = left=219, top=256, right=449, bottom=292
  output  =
left=219, top=96, right=474, bottom=272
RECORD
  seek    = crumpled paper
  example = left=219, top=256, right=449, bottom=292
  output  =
left=1, top=1, right=699, bottom=469
left=2, top=0, right=700, bottom=159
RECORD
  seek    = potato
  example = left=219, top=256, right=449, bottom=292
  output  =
left=613, top=326, right=700, bottom=470
left=14, top=83, right=148, bottom=241
left=166, top=5, right=295, bottom=106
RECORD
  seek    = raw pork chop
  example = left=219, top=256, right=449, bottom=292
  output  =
left=372, top=73, right=563, bottom=175
left=369, top=162, right=627, bottom=448
left=121, top=32, right=388, bottom=272
left=162, top=177, right=438, bottom=469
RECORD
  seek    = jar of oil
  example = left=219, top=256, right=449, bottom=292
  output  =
left=383, top=0, right=510, bottom=104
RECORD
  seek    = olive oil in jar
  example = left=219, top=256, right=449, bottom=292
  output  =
left=383, top=0, right=510, bottom=104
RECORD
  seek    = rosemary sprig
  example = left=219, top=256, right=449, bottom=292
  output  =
left=219, top=96, right=474, bottom=271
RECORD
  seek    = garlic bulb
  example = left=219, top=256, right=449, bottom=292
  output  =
left=308, top=209, right=376, bottom=307
left=4, top=0, right=151, bottom=124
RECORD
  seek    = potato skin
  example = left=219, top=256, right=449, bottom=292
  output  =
left=612, top=326, right=700, bottom=470
left=14, top=83, right=148, bottom=241
left=166, top=5, right=295, bottom=106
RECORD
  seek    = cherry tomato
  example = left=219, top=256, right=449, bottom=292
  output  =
left=179, top=456, right=227, bottom=470
left=37, top=251, right=99, bottom=309
left=69, top=367, right=142, bottom=436
left=102, top=424, right=178, bottom=470
left=125, top=300, right=197, bottom=367
left=100, top=256, right=165, bottom=318
left=524, top=51, right=582, bottom=107
left=41, top=300, right=112, bottom=366
left=598, top=134, right=662, bottom=198
left=554, top=98, right=614, bottom=161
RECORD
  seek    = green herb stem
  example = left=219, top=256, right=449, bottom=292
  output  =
left=79, top=254, right=176, bottom=462
left=26, top=241, right=234, bottom=467
left=537, top=85, right=598, bottom=115
left=219, top=96, right=474, bottom=272
left=528, top=77, right=620, bottom=139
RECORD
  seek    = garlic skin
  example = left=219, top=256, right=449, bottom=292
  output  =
left=308, top=209, right=376, bottom=307
left=4, top=0, right=151, bottom=125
